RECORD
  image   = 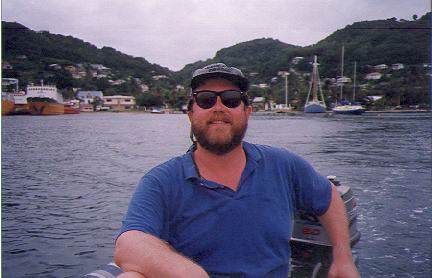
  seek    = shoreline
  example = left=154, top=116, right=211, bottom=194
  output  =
left=251, top=109, right=430, bottom=116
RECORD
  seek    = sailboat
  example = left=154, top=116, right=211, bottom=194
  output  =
left=304, top=55, right=326, bottom=113
left=332, top=47, right=365, bottom=115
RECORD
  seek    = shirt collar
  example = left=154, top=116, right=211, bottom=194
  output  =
left=182, top=141, right=262, bottom=183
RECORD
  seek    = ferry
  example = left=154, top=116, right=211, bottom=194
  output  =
left=26, top=82, right=64, bottom=115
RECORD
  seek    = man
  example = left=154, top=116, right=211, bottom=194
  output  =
left=115, top=63, right=360, bottom=278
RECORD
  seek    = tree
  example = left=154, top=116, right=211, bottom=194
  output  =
left=136, top=93, right=163, bottom=108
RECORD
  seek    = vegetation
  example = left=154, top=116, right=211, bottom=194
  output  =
left=2, top=12, right=430, bottom=110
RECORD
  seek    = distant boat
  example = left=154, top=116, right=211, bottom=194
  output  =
left=332, top=50, right=365, bottom=115
left=64, top=99, right=80, bottom=114
left=332, top=101, right=365, bottom=115
left=304, top=56, right=326, bottom=113
left=1, top=78, right=17, bottom=115
left=150, top=108, right=164, bottom=114
left=26, top=82, right=64, bottom=115
left=2, top=93, right=15, bottom=115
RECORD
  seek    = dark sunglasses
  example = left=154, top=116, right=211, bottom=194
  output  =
left=192, top=90, right=248, bottom=109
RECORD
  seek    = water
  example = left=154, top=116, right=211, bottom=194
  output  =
left=2, top=112, right=431, bottom=277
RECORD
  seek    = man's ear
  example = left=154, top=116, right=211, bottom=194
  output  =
left=245, top=105, right=253, bottom=116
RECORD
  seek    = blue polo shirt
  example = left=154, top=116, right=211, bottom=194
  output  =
left=120, top=142, right=331, bottom=277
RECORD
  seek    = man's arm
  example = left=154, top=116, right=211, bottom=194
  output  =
left=115, top=230, right=209, bottom=278
left=318, top=184, right=360, bottom=278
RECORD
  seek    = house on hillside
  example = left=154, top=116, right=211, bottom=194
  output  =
left=77, top=91, right=104, bottom=112
left=89, top=64, right=111, bottom=79
left=365, top=72, right=383, bottom=80
left=252, top=97, right=266, bottom=111
left=337, top=76, right=352, bottom=85
left=373, top=64, right=388, bottom=71
left=152, top=75, right=168, bottom=80
left=291, top=57, right=304, bottom=64
left=2, top=61, right=13, bottom=70
left=65, top=65, right=87, bottom=79
left=103, top=95, right=136, bottom=111
left=251, top=83, right=269, bottom=89
left=391, top=63, right=404, bottom=70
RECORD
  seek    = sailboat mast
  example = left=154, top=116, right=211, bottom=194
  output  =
left=312, top=55, right=319, bottom=101
left=340, top=45, right=344, bottom=101
left=284, top=73, right=288, bottom=107
left=353, top=61, right=357, bottom=101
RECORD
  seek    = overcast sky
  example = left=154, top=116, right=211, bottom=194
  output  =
left=2, top=0, right=430, bottom=71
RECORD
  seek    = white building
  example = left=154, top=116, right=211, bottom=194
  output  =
left=365, top=72, right=383, bottom=80
left=391, top=63, right=404, bottom=70
left=373, top=64, right=388, bottom=70
left=77, top=91, right=104, bottom=104
left=103, top=95, right=136, bottom=111
left=291, top=57, right=304, bottom=64
left=77, top=91, right=104, bottom=112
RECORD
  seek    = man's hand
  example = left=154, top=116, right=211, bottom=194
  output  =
left=327, top=258, right=360, bottom=278
left=319, top=184, right=360, bottom=278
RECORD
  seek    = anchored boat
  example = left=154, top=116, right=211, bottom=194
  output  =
left=64, top=99, right=81, bottom=114
left=1, top=78, right=18, bottom=115
left=1, top=93, right=15, bottom=115
left=26, top=82, right=64, bottom=115
left=304, top=56, right=326, bottom=113
left=332, top=48, right=365, bottom=115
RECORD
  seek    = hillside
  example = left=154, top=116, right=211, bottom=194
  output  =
left=176, top=13, right=430, bottom=82
left=2, top=12, right=430, bottom=109
left=173, top=38, right=300, bottom=84
left=2, top=21, right=173, bottom=93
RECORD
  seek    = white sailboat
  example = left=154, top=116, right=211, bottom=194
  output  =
left=332, top=47, right=365, bottom=115
left=304, top=55, right=326, bottom=113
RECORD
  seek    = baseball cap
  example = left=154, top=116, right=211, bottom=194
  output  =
left=191, top=63, right=249, bottom=92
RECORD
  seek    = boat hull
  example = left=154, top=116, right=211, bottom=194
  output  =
left=28, top=102, right=64, bottom=115
left=333, top=109, right=365, bottom=115
left=304, top=103, right=326, bottom=113
left=2, top=100, right=15, bottom=115
left=64, top=106, right=80, bottom=114
left=332, top=105, right=365, bottom=115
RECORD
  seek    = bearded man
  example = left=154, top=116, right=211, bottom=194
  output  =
left=115, top=63, right=360, bottom=278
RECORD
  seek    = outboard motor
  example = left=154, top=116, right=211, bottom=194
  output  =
left=289, top=176, right=361, bottom=278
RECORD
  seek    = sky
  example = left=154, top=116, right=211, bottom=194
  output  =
left=2, top=0, right=430, bottom=71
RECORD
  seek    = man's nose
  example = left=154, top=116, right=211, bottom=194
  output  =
left=213, top=96, right=226, bottom=110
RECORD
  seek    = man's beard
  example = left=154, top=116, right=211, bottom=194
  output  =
left=192, top=113, right=248, bottom=155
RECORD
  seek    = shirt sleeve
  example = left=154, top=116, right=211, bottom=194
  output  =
left=119, top=172, right=167, bottom=238
left=291, top=155, right=332, bottom=216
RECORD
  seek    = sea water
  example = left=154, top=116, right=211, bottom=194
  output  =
left=2, top=112, right=431, bottom=277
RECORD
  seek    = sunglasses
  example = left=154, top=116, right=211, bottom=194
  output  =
left=192, top=90, right=248, bottom=109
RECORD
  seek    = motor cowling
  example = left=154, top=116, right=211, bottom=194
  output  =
left=289, top=176, right=360, bottom=277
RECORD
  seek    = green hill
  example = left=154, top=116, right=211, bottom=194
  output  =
left=2, top=12, right=430, bottom=109
left=2, top=21, right=173, bottom=95
left=176, top=13, right=430, bottom=81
